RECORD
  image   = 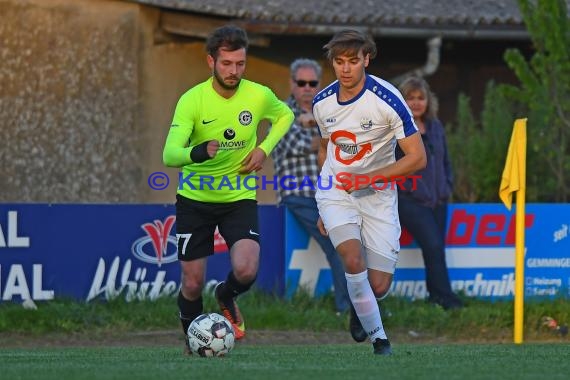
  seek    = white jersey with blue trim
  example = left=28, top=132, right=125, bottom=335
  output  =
left=312, top=74, right=418, bottom=186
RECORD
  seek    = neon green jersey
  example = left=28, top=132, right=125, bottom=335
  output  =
left=163, top=77, right=294, bottom=202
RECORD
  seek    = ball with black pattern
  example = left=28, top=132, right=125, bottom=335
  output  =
left=187, top=313, right=235, bottom=357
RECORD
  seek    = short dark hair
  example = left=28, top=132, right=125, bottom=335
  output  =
left=206, top=25, right=249, bottom=59
left=323, top=29, right=377, bottom=61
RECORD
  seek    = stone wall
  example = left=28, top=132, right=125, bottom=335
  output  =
left=0, top=0, right=293, bottom=204
left=0, top=0, right=141, bottom=202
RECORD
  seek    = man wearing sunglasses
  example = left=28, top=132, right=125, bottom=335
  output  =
left=271, top=58, right=350, bottom=316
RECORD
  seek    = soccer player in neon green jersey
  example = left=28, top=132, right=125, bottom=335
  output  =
left=162, top=25, right=294, bottom=353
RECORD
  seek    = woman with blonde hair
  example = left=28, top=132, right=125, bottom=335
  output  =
left=396, top=76, right=463, bottom=310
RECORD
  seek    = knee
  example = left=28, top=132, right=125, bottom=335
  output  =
left=336, top=241, right=366, bottom=273
left=371, top=283, right=391, bottom=299
left=343, top=255, right=366, bottom=273
left=231, top=265, right=257, bottom=283
left=180, top=274, right=204, bottom=296
left=230, top=241, right=259, bottom=282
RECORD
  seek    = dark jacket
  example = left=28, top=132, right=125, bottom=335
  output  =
left=396, top=118, right=453, bottom=208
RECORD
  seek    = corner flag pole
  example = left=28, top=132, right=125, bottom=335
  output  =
left=513, top=140, right=526, bottom=345
left=498, top=118, right=527, bottom=344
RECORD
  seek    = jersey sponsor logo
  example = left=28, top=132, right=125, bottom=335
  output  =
left=202, top=119, right=217, bottom=124
left=331, top=130, right=372, bottom=165
left=170, top=124, right=179, bottom=128
left=238, top=110, right=252, bottom=126
left=337, top=143, right=358, bottom=154
left=325, top=117, right=336, bottom=124
left=131, top=216, right=178, bottom=267
left=224, top=128, right=236, bottom=140
left=219, top=140, right=247, bottom=150
left=360, top=118, right=373, bottom=130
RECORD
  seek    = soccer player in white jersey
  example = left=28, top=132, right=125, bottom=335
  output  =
left=313, top=30, right=427, bottom=355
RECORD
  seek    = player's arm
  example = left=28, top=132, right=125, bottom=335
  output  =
left=242, top=92, right=294, bottom=173
left=355, top=93, right=427, bottom=187
left=257, top=98, right=295, bottom=156
left=312, top=99, right=329, bottom=170
left=317, top=137, right=329, bottom=170
left=163, top=133, right=219, bottom=168
left=314, top=101, right=330, bottom=236
left=315, top=135, right=330, bottom=237
left=367, top=133, right=426, bottom=178
left=162, top=94, right=218, bottom=167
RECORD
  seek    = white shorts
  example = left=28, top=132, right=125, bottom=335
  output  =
left=316, top=186, right=400, bottom=273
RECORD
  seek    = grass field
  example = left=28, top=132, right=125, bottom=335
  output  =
left=2, top=343, right=570, bottom=380
left=2, top=293, right=570, bottom=379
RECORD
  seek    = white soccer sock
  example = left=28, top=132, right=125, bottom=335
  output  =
left=345, top=271, right=387, bottom=340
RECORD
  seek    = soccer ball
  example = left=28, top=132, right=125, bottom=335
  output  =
left=187, top=313, right=235, bottom=357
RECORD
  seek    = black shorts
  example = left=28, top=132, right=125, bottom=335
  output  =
left=175, top=194, right=259, bottom=261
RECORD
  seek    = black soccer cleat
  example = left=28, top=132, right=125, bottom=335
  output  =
left=372, top=338, right=393, bottom=356
left=349, top=305, right=368, bottom=343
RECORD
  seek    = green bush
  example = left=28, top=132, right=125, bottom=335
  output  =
left=446, top=83, right=514, bottom=202
left=447, top=0, right=570, bottom=202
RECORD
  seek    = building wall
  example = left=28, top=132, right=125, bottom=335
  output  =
left=0, top=0, right=142, bottom=202
left=0, top=0, right=295, bottom=204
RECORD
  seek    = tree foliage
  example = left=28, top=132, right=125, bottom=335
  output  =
left=448, top=0, right=570, bottom=202
left=447, top=83, right=514, bottom=202
left=502, top=0, right=570, bottom=201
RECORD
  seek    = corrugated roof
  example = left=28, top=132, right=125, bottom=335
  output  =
left=132, top=0, right=525, bottom=27
left=129, top=0, right=570, bottom=39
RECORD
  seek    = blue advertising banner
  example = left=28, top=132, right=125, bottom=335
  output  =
left=2, top=203, right=568, bottom=303
left=285, top=204, right=570, bottom=300
left=0, top=204, right=284, bottom=303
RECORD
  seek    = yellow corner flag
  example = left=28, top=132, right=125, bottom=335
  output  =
left=499, top=118, right=527, bottom=344
left=499, top=118, right=527, bottom=210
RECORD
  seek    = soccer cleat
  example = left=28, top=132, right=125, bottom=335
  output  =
left=215, top=282, right=246, bottom=340
left=349, top=305, right=368, bottom=343
left=372, top=338, right=393, bottom=356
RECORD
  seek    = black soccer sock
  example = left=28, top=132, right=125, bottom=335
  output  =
left=218, top=271, right=255, bottom=301
left=178, top=292, right=203, bottom=335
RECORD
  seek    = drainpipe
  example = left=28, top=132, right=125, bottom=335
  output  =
left=391, top=36, right=442, bottom=85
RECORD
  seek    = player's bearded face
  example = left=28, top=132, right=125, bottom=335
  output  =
left=211, top=48, right=246, bottom=90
